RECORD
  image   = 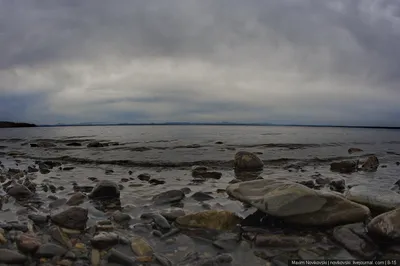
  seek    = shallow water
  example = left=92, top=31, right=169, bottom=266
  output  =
left=1, top=125, right=400, bottom=264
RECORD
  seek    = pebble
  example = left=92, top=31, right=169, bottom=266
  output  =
left=191, top=191, right=215, bottom=201
left=17, top=232, right=41, bottom=253
left=149, top=178, right=166, bottom=185
left=35, top=243, right=67, bottom=258
left=160, top=208, right=186, bottom=221
left=91, top=232, right=120, bottom=250
left=108, top=248, right=137, bottom=265
left=91, top=249, right=101, bottom=266
left=141, top=212, right=171, bottom=230
left=152, top=190, right=185, bottom=205
left=0, top=233, right=6, bottom=244
left=49, top=198, right=67, bottom=209
left=112, top=210, right=131, bottom=223
left=50, top=207, right=88, bottom=230
left=0, top=249, right=28, bottom=264
left=66, top=192, right=86, bottom=206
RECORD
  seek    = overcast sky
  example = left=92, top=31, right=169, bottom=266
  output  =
left=1, top=0, right=400, bottom=126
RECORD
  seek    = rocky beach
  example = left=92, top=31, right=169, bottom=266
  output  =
left=1, top=125, right=400, bottom=265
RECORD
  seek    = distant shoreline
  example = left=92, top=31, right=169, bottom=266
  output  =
left=36, top=123, right=400, bottom=130
left=2, top=121, right=399, bottom=130
left=0, top=121, right=37, bottom=128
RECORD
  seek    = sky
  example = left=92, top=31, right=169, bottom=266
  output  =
left=1, top=0, right=400, bottom=126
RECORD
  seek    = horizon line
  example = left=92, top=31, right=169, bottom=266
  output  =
left=36, top=122, right=400, bottom=130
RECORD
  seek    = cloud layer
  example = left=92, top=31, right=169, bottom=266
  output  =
left=1, top=0, right=400, bottom=126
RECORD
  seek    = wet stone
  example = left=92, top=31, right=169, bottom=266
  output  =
left=66, top=192, right=86, bottom=206
left=330, top=179, right=345, bottom=193
left=153, top=190, right=185, bottom=205
left=0, top=249, right=28, bottom=264
left=87, top=142, right=104, bottom=148
left=105, top=169, right=114, bottom=175
left=112, top=210, right=131, bottom=223
left=17, top=232, right=41, bottom=254
left=36, top=243, right=67, bottom=258
left=149, top=178, right=166, bottom=185
left=28, top=214, right=49, bottom=225
left=254, top=234, right=316, bottom=247
left=91, top=232, right=120, bottom=250
left=141, top=212, right=171, bottom=230
left=161, top=208, right=186, bottom=221
left=108, top=248, right=137, bottom=265
left=330, top=160, right=358, bottom=173
left=212, top=232, right=240, bottom=251
left=6, top=184, right=34, bottom=200
left=234, top=151, right=264, bottom=171
left=50, top=206, right=88, bottom=230
left=191, top=192, right=214, bottom=202
left=63, top=167, right=75, bottom=171
left=138, top=173, right=151, bottom=181
left=333, top=223, right=378, bottom=259
left=89, top=180, right=120, bottom=200
left=120, top=178, right=129, bottom=183
left=49, top=198, right=67, bottom=209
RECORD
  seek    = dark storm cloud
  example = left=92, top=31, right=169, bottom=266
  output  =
left=1, top=0, right=400, bottom=125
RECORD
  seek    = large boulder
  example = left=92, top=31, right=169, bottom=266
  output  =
left=227, top=179, right=370, bottom=226
left=234, top=151, right=263, bottom=171
left=367, top=208, right=400, bottom=240
left=330, top=160, right=358, bottom=173
left=361, top=156, right=379, bottom=172
left=50, top=207, right=88, bottom=230
left=175, top=210, right=242, bottom=231
left=345, top=185, right=400, bottom=212
left=89, top=180, right=120, bottom=200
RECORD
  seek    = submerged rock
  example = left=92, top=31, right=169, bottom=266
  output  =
left=138, top=173, right=151, bottom=181
left=153, top=190, right=185, bottom=205
left=254, top=234, right=316, bottom=247
left=6, top=184, right=34, bottom=199
left=345, top=185, right=400, bottom=212
left=87, top=141, right=104, bottom=148
left=361, top=156, right=380, bottom=172
left=108, top=248, right=138, bottom=265
left=329, top=179, right=345, bottom=193
left=191, top=192, right=214, bottom=202
left=227, top=179, right=370, bottom=226
left=234, top=151, right=263, bottom=171
left=50, top=206, right=88, bottom=230
left=66, top=192, right=86, bottom=206
left=348, top=148, right=363, bottom=154
left=175, top=210, right=242, bottom=230
left=161, top=208, right=186, bottom=221
left=330, top=160, right=358, bottom=173
left=130, top=235, right=153, bottom=262
left=0, top=249, right=28, bottom=264
left=89, top=180, right=120, bottom=200
left=368, top=208, right=400, bottom=240
left=333, top=223, right=378, bottom=259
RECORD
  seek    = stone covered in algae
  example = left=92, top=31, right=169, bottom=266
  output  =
left=175, top=210, right=242, bottom=231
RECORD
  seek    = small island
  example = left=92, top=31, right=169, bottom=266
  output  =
left=0, top=121, right=37, bottom=128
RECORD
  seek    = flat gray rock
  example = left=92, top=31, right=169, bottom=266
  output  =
left=227, top=179, right=326, bottom=217
left=227, top=179, right=370, bottom=226
left=345, top=185, right=400, bottom=212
